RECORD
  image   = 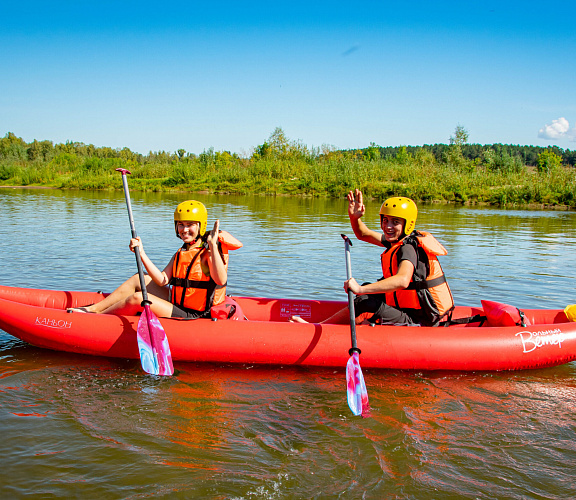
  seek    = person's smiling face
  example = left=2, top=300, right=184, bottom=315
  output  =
left=380, top=215, right=406, bottom=243
left=176, top=221, right=200, bottom=243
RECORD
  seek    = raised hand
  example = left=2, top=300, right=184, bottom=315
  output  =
left=347, top=189, right=365, bottom=220
left=206, top=219, right=220, bottom=247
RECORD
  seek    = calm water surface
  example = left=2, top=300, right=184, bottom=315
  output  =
left=1, top=188, right=576, bottom=499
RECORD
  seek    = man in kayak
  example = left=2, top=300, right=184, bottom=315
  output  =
left=293, top=189, right=454, bottom=326
left=68, top=200, right=242, bottom=319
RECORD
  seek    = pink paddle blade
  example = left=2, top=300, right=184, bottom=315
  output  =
left=137, top=305, right=174, bottom=376
left=136, top=307, right=158, bottom=375
left=145, top=305, right=174, bottom=376
left=346, top=352, right=369, bottom=416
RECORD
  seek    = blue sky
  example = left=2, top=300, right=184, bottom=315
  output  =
left=2, top=1, right=575, bottom=155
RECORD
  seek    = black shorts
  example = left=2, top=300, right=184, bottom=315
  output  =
left=354, top=294, right=425, bottom=326
left=171, top=305, right=211, bottom=320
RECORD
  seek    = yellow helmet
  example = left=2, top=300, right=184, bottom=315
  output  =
left=379, top=197, right=417, bottom=234
left=174, top=200, right=208, bottom=237
left=565, top=304, right=576, bottom=322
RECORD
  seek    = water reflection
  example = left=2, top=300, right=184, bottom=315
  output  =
left=2, top=336, right=576, bottom=497
left=2, top=189, right=576, bottom=498
left=2, top=189, right=575, bottom=307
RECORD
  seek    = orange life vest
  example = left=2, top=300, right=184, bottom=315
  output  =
left=381, top=230, right=454, bottom=325
left=169, top=232, right=242, bottom=313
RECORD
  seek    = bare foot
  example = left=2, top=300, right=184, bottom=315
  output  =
left=66, top=306, right=94, bottom=314
left=289, top=315, right=309, bottom=324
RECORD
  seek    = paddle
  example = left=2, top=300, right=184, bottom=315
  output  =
left=341, top=234, right=369, bottom=416
left=116, top=168, right=174, bottom=376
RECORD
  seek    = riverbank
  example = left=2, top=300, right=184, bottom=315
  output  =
left=0, top=185, right=53, bottom=189
left=1, top=131, right=574, bottom=208
left=2, top=158, right=574, bottom=210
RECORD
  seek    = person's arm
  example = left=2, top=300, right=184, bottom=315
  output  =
left=345, top=259, right=414, bottom=295
left=347, top=189, right=384, bottom=247
left=130, top=237, right=173, bottom=287
left=205, top=220, right=228, bottom=286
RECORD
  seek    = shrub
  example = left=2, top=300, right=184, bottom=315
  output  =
left=537, top=149, right=562, bottom=174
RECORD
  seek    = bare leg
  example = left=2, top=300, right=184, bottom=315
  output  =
left=289, top=315, right=308, bottom=323
left=74, top=274, right=170, bottom=314
left=99, top=291, right=175, bottom=318
left=290, top=307, right=352, bottom=325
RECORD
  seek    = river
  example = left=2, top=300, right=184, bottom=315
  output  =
left=1, top=188, right=576, bottom=499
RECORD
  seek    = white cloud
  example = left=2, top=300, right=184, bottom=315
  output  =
left=538, top=117, right=576, bottom=141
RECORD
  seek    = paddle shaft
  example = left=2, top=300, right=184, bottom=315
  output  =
left=115, top=168, right=174, bottom=376
left=341, top=234, right=360, bottom=355
left=116, top=169, right=150, bottom=306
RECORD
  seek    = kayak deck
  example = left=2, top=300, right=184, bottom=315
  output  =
left=0, top=285, right=574, bottom=371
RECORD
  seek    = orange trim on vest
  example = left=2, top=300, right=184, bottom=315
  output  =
left=381, top=231, right=454, bottom=323
left=218, top=231, right=243, bottom=251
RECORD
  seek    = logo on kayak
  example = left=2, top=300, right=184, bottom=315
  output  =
left=35, top=317, right=72, bottom=329
left=279, top=303, right=312, bottom=319
left=515, top=328, right=567, bottom=353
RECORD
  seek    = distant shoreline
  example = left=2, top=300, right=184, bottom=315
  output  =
left=0, top=184, right=572, bottom=211
left=0, top=185, right=54, bottom=189
left=1, top=130, right=575, bottom=208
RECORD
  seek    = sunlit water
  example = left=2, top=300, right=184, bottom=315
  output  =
left=1, top=188, right=576, bottom=499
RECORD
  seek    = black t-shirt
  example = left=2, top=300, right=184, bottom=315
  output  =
left=395, top=242, right=417, bottom=270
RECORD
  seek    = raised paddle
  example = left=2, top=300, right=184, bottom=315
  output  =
left=116, top=168, right=174, bottom=376
left=341, top=234, right=369, bottom=416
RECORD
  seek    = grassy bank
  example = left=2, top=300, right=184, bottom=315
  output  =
left=1, top=131, right=575, bottom=208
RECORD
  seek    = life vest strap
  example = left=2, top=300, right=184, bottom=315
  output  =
left=169, top=278, right=226, bottom=290
left=406, top=274, right=446, bottom=291
left=516, top=307, right=528, bottom=328
left=440, top=314, right=487, bottom=327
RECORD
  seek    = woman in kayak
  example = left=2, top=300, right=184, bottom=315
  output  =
left=68, top=200, right=242, bottom=319
left=292, top=189, right=454, bottom=326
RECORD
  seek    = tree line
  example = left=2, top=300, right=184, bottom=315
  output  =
left=0, top=129, right=574, bottom=208
left=374, top=143, right=576, bottom=169
left=2, top=130, right=574, bottom=168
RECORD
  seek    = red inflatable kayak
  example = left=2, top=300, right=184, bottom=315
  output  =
left=0, top=285, right=574, bottom=371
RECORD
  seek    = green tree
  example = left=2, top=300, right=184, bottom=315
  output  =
left=445, top=126, right=470, bottom=171
left=364, top=142, right=381, bottom=161
left=27, top=139, right=54, bottom=161
left=482, top=147, right=524, bottom=173
left=268, top=127, right=290, bottom=155
left=252, top=127, right=311, bottom=161
left=395, top=146, right=411, bottom=164
left=450, top=125, right=469, bottom=146
left=0, top=132, right=28, bottom=160
left=199, top=147, right=215, bottom=167
left=119, top=147, right=137, bottom=161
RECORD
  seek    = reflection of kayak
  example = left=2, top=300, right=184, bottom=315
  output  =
left=0, top=284, right=575, bottom=371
